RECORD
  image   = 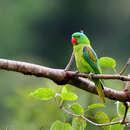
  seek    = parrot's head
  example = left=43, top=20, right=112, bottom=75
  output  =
left=72, top=32, right=90, bottom=46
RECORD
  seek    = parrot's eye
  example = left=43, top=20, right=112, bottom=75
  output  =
left=77, top=35, right=81, bottom=38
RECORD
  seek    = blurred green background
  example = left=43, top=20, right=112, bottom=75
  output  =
left=0, top=0, right=130, bottom=129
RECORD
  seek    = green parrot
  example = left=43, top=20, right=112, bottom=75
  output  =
left=72, top=32, right=105, bottom=104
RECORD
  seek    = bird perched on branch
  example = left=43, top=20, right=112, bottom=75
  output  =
left=72, top=32, right=105, bottom=104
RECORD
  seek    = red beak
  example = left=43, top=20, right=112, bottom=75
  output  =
left=72, top=37, right=77, bottom=45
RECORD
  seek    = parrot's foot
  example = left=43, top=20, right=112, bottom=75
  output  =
left=74, top=70, right=80, bottom=77
left=88, top=73, right=94, bottom=80
left=75, top=70, right=79, bottom=74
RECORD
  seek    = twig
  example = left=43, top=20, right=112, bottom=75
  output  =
left=54, top=96, right=59, bottom=106
left=63, top=106, right=123, bottom=126
left=65, top=51, right=75, bottom=71
left=80, top=114, right=121, bottom=126
left=63, top=107, right=122, bottom=126
left=121, top=102, right=129, bottom=124
left=54, top=96, right=125, bottom=127
left=120, top=58, right=130, bottom=75
left=69, top=72, right=130, bottom=81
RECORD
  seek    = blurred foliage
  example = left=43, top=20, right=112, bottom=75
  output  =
left=0, top=0, right=129, bottom=129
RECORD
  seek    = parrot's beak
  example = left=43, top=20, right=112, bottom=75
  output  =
left=72, top=37, right=77, bottom=45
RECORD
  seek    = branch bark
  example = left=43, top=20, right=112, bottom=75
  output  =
left=0, top=58, right=130, bottom=102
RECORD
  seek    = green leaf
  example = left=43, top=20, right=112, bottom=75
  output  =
left=70, top=103, right=84, bottom=115
left=87, top=104, right=104, bottom=111
left=95, top=112, right=110, bottom=130
left=61, top=87, right=78, bottom=101
left=99, top=57, right=116, bottom=68
left=72, top=117, right=86, bottom=130
left=110, top=117, right=125, bottom=130
left=116, top=101, right=125, bottom=118
left=30, top=88, right=55, bottom=100
left=50, top=120, right=71, bottom=130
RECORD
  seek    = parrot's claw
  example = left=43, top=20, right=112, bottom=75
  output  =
left=75, top=70, right=79, bottom=73
left=74, top=70, right=80, bottom=76
left=88, top=73, right=94, bottom=80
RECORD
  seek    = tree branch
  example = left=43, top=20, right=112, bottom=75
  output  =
left=0, top=58, right=130, bottom=102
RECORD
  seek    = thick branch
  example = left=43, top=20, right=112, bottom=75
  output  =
left=0, top=59, right=130, bottom=102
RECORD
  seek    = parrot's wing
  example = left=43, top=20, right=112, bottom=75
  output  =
left=83, top=46, right=105, bottom=104
left=83, top=46, right=101, bottom=74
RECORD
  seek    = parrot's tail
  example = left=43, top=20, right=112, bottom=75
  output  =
left=94, top=79, right=105, bottom=104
